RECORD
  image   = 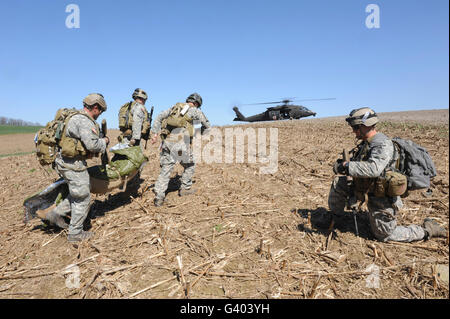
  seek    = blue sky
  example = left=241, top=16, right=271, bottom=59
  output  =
left=0, top=0, right=448, bottom=127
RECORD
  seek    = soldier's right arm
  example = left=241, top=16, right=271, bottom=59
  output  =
left=67, top=115, right=107, bottom=154
left=150, top=108, right=172, bottom=134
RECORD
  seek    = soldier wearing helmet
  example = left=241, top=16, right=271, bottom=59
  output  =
left=118, top=88, right=151, bottom=146
left=48, top=93, right=110, bottom=242
left=150, top=92, right=210, bottom=207
left=328, top=107, right=446, bottom=242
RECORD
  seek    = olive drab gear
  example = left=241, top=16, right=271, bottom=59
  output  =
left=132, top=88, right=148, bottom=101
left=83, top=93, right=107, bottom=112
left=59, top=112, right=99, bottom=159
left=35, top=108, right=96, bottom=166
left=186, top=93, right=203, bottom=107
left=349, top=137, right=408, bottom=200
left=349, top=134, right=434, bottom=199
left=118, top=101, right=151, bottom=137
left=160, top=103, right=194, bottom=140
left=373, top=170, right=408, bottom=197
left=346, top=107, right=379, bottom=127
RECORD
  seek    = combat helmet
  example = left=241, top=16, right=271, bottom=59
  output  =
left=83, top=93, right=107, bottom=112
left=132, top=88, right=148, bottom=101
left=186, top=93, right=202, bottom=107
left=346, top=107, right=378, bottom=127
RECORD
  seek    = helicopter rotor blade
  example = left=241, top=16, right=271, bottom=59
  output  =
left=292, top=98, right=336, bottom=102
left=242, top=101, right=285, bottom=106
left=241, top=97, right=336, bottom=106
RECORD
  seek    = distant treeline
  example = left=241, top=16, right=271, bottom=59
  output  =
left=0, top=116, right=42, bottom=127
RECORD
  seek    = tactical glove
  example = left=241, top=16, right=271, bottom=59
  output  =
left=333, top=159, right=347, bottom=175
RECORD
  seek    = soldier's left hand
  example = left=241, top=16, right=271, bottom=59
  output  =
left=333, top=159, right=347, bottom=175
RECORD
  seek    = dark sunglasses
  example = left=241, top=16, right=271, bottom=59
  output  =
left=351, top=125, right=362, bottom=130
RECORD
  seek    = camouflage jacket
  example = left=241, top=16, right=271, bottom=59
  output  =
left=130, top=102, right=147, bottom=140
left=348, top=132, right=399, bottom=178
left=151, top=104, right=211, bottom=135
left=55, top=110, right=107, bottom=170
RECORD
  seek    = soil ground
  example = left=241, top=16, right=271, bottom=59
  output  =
left=0, top=109, right=448, bottom=299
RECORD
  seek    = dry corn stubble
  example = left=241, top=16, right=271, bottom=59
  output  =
left=0, top=110, right=448, bottom=298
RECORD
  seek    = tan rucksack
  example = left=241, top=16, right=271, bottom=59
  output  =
left=160, top=103, right=193, bottom=139
left=118, top=101, right=150, bottom=136
left=35, top=108, right=80, bottom=166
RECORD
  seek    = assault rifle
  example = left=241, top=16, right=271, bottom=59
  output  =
left=101, top=119, right=109, bottom=166
left=343, top=149, right=361, bottom=244
left=142, top=106, right=154, bottom=150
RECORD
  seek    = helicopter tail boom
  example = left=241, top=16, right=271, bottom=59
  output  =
left=232, top=106, right=247, bottom=121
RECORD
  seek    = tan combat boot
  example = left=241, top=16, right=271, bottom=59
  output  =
left=67, top=231, right=94, bottom=243
left=423, top=218, right=447, bottom=239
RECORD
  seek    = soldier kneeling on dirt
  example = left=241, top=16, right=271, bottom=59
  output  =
left=328, top=107, right=446, bottom=242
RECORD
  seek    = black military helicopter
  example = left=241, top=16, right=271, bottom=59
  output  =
left=232, top=98, right=335, bottom=122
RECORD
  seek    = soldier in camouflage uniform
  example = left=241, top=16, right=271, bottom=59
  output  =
left=329, top=107, right=446, bottom=242
left=150, top=93, right=211, bottom=207
left=46, top=93, right=109, bottom=242
left=119, top=88, right=149, bottom=147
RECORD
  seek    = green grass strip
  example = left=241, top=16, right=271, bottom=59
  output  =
left=0, top=125, right=43, bottom=135
left=0, top=151, right=35, bottom=158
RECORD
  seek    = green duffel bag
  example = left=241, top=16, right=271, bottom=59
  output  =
left=88, top=146, right=148, bottom=194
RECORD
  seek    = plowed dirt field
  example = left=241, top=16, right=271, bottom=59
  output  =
left=0, top=109, right=448, bottom=299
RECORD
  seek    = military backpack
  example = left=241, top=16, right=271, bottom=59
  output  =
left=35, top=108, right=95, bottom=166
left=391, top=137, right=437, bottom=191
left=160, top=103, right=194, bottom=139
left=118, top=101, right=150, bottom=137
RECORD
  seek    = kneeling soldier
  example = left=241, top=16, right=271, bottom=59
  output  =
left=328, top=107, right=446, bottom=242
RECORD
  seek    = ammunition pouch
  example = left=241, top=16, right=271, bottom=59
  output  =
left=59, top=134, right=91, bottom=159
left=59, top=114, right=98, bottom=160
left=374, top=170, right=408, bottom=197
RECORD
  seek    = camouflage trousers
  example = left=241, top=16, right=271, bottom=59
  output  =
left=54, top=159, right=91, bottom=235
left=154, top=140, right=195, bottom=200
left=328, top=176, right=426, bottom=242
